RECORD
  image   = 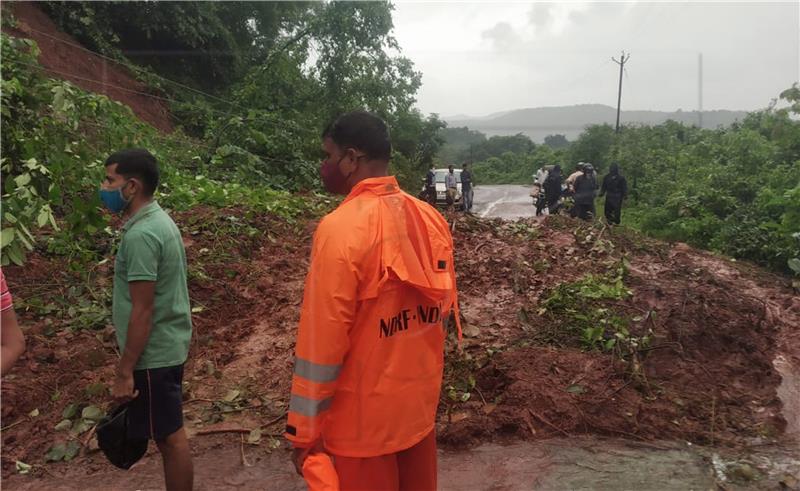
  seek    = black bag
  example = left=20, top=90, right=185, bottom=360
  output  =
left=96, top=404, right=148, bottom=470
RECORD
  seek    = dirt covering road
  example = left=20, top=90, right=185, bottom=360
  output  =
left=2, top=206, right=799, bottom=490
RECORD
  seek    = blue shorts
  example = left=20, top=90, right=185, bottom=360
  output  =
left=128, top=364, right=184, bottom=441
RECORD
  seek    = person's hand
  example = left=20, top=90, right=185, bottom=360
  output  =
left=291, top=440, right=324, bottom=476
left=110, top=370, right=139, bottom=403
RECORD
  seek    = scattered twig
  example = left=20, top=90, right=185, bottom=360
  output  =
left=81, top=424, right=97, bottom=449
left=601, top=380, right=633, bottom=400
left=261, top=411, right=288, bottom=429
left=1, top=419, right=24, bottom=432
left=240, top=433, right=251, bottom=467
left=196, top=428, right=251, bottom=436
left=528, top=408, right=570, bottom=437
left=474, top=387, right=487, bottom=406
left=184, top=398, right=216, bottom=405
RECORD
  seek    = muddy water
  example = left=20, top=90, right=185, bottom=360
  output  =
left=440, top=438, right=715, bottom=490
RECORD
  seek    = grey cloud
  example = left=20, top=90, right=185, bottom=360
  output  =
left=528, top=3, right=553, bottom=29
left=481, top=22, right=520, bottom=50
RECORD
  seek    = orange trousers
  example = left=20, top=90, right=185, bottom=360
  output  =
left=332, top=431, right=437, bottom=491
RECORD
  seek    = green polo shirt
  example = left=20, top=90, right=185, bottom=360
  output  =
left=113, top=201, right=192, bottom=370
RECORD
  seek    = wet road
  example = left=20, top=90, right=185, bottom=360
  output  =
left=472, top=184, right=537, bottom=219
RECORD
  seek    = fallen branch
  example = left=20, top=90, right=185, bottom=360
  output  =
left=528, top=408, right=570, bottom=437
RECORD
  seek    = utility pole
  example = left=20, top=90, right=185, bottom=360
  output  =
left=698, top=53, right=703, bottom=128
left=612, top=50, right=630, bottom=133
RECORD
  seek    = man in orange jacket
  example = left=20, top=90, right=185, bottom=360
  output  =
left=286, top=111, right=460, bottom=491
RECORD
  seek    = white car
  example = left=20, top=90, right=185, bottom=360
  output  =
left=422, top=169, right=462, bottom=206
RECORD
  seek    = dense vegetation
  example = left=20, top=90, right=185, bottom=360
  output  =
left=1, top=2, right=797, bottom=276
left=1, top=1, right=444, bottom=267
left=437, top=86, right=800, bottom=273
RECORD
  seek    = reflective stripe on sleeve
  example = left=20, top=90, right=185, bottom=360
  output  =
left=289, top=394, right=333, bottom=417
left=294, top=357, right=342, bottom=383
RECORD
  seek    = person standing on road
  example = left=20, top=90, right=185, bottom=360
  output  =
left=599, top=163, right=628, bottom=225
left=461, top=163, right=474, bottom=213
left=543, top=165, right=563, bottom=215
left=573, top=163, right=598, bottom=221
left=566, top=162, right=585, bottom=193
left=445, top=164, right=458, bottom=210
left=425, top=163, right=437, bottom=205
left=1, top=268, right=26, bottom=375
left=287, top=111, right=460, bottom=491
left=533, top=165, right=551, bottom=216
left=101, top=149, right=193, bottom=491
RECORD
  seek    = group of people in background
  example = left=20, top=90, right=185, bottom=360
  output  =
left=424, top=162, right=474, bottom=213
left=532, top=161, right=628, bottom=224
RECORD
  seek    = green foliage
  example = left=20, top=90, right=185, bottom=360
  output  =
left=544, top=134, right=570, bottom=149
left=41, top=1, right=306, bottom=92
left=0, top=32, right=326, bottom=266
left=439, top=85, right=800, bottom=273
left=567, top=124, right=616, bottom=172
left=472, top=145, right=565, bottom=185
left=437, top=126, right=487, bottom=163
left=538, top=266, right=640, bottom=356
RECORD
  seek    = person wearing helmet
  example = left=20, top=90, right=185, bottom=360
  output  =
left=573, top=163, right=598, bottom=220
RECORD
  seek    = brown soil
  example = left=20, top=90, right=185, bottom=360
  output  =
left=2, top=2, right=173, bottom=132
left=1, top=209, right=798, bottom=482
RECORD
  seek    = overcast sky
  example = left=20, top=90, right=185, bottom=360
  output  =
left=392, top=1, right=800, bottom=117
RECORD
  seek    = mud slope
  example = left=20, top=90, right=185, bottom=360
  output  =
left=2, top=2, right=173, bottom=132
left=2, top=211, right=797, bottom=481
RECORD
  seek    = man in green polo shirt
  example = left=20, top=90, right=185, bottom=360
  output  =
left=100, top=148, right=193, bottom=491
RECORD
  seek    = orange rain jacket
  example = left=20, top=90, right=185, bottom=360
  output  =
left=285, top=176, right=460, bottom=458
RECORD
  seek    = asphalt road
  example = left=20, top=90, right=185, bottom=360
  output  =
left=471, top=184, right=537, bottom=219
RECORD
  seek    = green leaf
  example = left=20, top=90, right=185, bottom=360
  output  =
left=64, top=441, right=80, bottom=461
left=566, top=384, right=586, bottom=394
left=62, top=403, right=78, bottom=420
left=7, top=245, right=24, bottom=266
left=70, top=419, right=92, bottom=436
left=14, top=173, right=31, bottom=187
left=0, top=228, right=15, bottom=248
left=45, top=443, right=66, bottom=462
left=15, top=461, right=32, bottom=474
left=28, top=408, right=40, bottom=418
left=54, top=419, right=72, bottom=431
left=81, top=405, right=104, bottom=421
left=37, top=208, right=49, bottom=227
left=789, top=258, right=800, bottom=274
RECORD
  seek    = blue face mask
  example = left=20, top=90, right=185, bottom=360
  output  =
left=99, top=181, right=132, bottom=214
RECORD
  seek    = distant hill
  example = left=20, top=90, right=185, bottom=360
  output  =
left=446, top=104, right=749, bottom=142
